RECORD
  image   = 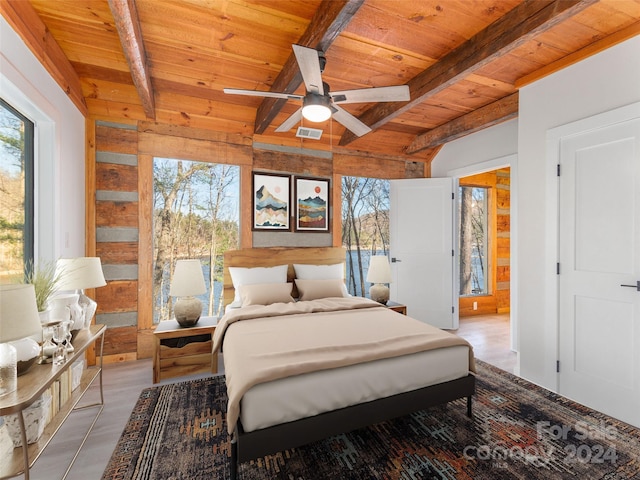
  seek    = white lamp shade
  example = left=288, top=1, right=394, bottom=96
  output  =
left=366, top=255, right=392, bottom=284
left=169, top=259, right=206, bottom=297
left=0, top=284, right=42, bottom=342
left=56, top=257, right=107, bottom=290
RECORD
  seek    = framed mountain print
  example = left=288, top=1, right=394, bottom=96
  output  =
left=294, top=176, right=330, bottom=232
left=252, top=172, right=290, bottom=230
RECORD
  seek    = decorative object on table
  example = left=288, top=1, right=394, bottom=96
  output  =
left=0, top=343, right=17, bottom=396
left=0, top=284, right=43, bottom=375
left=48, top=293, right=81, bottom=349
left=169, top=259, right=206, bottom=327
left=22, top=258, right=62, bottom=323
left=55, top=257, right=107, bottom=331
left=40, top=321, right=59, bottom=361
left=366, top=255, right=392, bottom=304
left=252, top=172, right=290, bottom=231
left=294, top=176, right=330, bottom=232
left=4, top=391, right=52, bottom=446
left=51, top=321, right=69, bottom=366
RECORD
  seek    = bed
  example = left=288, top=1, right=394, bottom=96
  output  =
left=215, top=246, right=476, bottom=480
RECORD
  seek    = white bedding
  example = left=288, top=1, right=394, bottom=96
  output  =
left=240, top=344, right=470, bottom=432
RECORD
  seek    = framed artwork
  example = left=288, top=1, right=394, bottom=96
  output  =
left=294, top=176, right=330, bottom=232
left=252, top=172, right=290, bottom=230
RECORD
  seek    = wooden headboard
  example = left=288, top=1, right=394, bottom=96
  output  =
left=223, top=246, right=346, bottom=308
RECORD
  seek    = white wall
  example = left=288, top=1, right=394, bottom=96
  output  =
left=518, top=36, right=640, bottom=389
left=1, top=17, right=86, bottom=262
left=431, top=36, right=640, bottom=393
left=431, top=119, right=518, bottom=177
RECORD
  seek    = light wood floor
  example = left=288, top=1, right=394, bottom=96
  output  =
left=12, top=313, right=514, bottom=479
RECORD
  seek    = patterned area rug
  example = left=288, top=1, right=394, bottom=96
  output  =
left=102, top=360, right=640, bottom=480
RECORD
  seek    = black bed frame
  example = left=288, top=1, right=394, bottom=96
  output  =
left=229, top=373, right=475, bottom=480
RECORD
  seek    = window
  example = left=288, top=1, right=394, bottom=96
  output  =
left=152, top=158, right=239, bottom=322
left=459, top=185, right=489, bottom=296
left=0, top=99, right=34, bottom=283
left=342, top=176, right=389, bottom=297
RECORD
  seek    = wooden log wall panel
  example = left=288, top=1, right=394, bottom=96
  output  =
left=96, top=201, right=139, bottom=227
left=333, top=151, right=406, bottom=179
left=495, top=168, right=511, bottom=313
left=95, top=163, right=138, bottom=192
left=94, top=122, right=140, bottom=358
left=96, top=124, right=138, bottom=154
left=96, top=280, right=138, bottom=313
left=138, top=131, right=252, bottom=165
left=138, top=121, right=252, bottom=146
left=102, top=326, right=138, bottom=357
left=96, top=242, right=138, bottom=264
left=253, top=148, right=333, bottom=177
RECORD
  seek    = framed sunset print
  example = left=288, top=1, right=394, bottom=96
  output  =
left=294, top=176, right=330, bottom=232
left=252, top=172, right=290, bottom=230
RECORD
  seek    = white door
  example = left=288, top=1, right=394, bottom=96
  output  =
left=390, top=178, right=456, bottom=329
left=558, top=117, right=640, bottom=427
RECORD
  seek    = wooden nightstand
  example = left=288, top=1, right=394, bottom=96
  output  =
left=153, top=316, right=218, bottom=383
left=385, top=301, right=407, bottom=315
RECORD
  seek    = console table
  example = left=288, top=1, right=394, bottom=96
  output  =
left=0, top=324, right=105, bottom=480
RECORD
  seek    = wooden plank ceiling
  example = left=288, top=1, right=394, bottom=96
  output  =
left=10, top=0, right=640, bottom=158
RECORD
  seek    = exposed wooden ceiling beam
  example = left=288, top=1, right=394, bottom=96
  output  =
left=0, top=0, right=87, bottom=115
left=254, top=0, right=365, bottom=134
left=407, top=93, right=519, bottom=154
left=339, top=0, right=595, bottom=146
left=108, top=0, right=155, bottom=119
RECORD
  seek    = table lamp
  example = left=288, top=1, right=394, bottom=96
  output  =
left=366, top=255, right=392, bottom=304
left=169, top=259, right=206, bottom=327
left=55, top=257, right=107, bottom=330
left=0, top=284, right=43, bottom=375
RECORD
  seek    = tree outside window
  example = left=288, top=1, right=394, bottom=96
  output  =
left=153, top=158, right=239, bottom=322
left=342, top=176, right=390, bottom=297
left=0, top=99, right=34, bottom=283
left=459, top=186, right=489, bottom=296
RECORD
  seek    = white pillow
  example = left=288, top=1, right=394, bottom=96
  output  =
left=293, top=263, right=344, bottom=280
left=228, top=264, right=288, bottom=307
left=293, top=263, right=349, bottom=296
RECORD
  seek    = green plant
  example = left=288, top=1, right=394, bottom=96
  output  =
left=22, top=259, right=61, bottom=312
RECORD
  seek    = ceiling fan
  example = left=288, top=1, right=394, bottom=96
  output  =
left=223, top=44, right=410, bottom=137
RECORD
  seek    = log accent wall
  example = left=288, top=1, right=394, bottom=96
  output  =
left=94, top=122, right=141, bottom=362
left=89, top=119, right=429, bottom=362
left=458, top=167, right=510, bottom=317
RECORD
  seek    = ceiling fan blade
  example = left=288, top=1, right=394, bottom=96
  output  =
left=223, top=88, right=302, bottom=101
left=292, top=44, right=324, bottom=95
left=331, top=85, right=410, bottom=104
left=275, top=108, right=303, bottom=132
left=331, top=105, right=371, bottom=137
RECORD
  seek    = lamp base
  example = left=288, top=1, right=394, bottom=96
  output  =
left=10, top=337, right=40, bottom=376
left=369, top=284, right=390, bottom=304
left=174, top=296, right=202, bottom=327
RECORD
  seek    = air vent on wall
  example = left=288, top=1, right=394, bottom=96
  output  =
left=296, top=126, right=323, bottom=140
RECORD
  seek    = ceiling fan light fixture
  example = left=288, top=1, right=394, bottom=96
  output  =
left=302, top=94, right=331, bottom=123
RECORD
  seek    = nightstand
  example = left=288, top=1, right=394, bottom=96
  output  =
left=385, top=301, right=407, bottom=315
left=153, top=316, right=218, bottom=383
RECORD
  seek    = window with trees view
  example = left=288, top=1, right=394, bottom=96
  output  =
left=342, top=176, right=390, bottom=297
left=153, top=158, right=239, bottom=322
left=459, top=185, right=489, bottom=296
left=0, top=99, right=34, bottom=284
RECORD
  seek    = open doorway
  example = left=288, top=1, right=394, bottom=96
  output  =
left=458, top=168, right=511, bottom=317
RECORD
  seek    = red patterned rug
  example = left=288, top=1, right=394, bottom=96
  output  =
left=102, top=360, right=640, bottom=479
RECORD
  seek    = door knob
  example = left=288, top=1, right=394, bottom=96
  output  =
left=391, top=257, right=401, bottom=263
left=620, top=281, right=640, bottom=291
